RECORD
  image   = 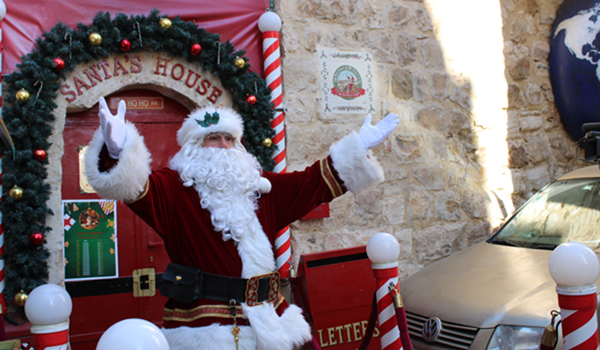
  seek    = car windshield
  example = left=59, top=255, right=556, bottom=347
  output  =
left=490, top=178, right=600, bottom=251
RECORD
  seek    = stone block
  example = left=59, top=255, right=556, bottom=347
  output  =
left=391, top=68, right=414, bottom=100
left=417, top=104, right=445, bottom=132
left=431, top=73, right=449, bottom=101
left=415, top=9, right=433, bottom=32
left=435, top=190, right=461, bottom=221
left=520, top=115, right=543, bottom=131
left=413, top=164, right=445, bottom=190
left=396, top=32, right=418, bottom=67
left=461, top=189, right=491, bottom=219
left=420, top=37, right=444, bottom=68
left=526, top=83, right=543, bottom=105
left=304, top=27, right=321, bottom=52
left=509, top=56, right=531, bottom=81
left=387, top=4, right=411, bottom=29
left=409, top=184, right=430, bottom=220
left=413, top=73, right=427, bottom=102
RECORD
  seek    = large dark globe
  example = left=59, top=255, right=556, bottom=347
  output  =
left=549, top=0, right=600, bottom=141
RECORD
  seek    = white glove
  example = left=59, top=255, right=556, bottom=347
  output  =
left=358, top=113, right=400, bottom=150
left=98, top=97, right=127, bottom=159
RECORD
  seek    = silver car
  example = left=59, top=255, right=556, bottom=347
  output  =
left=399, top=165, right=600, bottom=350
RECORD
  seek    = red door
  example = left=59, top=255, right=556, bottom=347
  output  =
left=61, top=89, right=187, bottom=349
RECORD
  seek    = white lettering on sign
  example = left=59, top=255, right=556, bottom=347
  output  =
left=109, top=97, right=164, bottom=110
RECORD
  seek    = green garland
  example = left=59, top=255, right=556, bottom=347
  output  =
left=2, top=9, right=276, bottom=305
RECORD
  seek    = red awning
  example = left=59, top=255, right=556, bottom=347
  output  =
left=1, top=0, right=270, bottom=75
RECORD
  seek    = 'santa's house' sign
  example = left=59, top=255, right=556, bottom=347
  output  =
left=59, top=52, right=231, bottom=108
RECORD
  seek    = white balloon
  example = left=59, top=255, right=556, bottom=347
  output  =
left=96, top=319, right=170, bottom=350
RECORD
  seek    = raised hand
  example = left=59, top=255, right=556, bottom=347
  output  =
left=358, top=113, right=400, bottom=150
left=98, top=97, right=127, bottom=159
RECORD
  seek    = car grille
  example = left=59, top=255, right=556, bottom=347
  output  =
left=405, top=311, right=479, bottom=350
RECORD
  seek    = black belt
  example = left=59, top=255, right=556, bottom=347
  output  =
left=160, top=262, right=280, bottom=306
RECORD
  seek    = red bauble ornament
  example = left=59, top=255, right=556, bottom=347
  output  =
left=53, top=58, right=65, bottom=71
left=190, top=43, right=202, bottom=56
left=245, top=95, right=257, bottom=105
left=30, top=233, right=43, bottom=245
left=34, top=149, right=47, bottom=162
left=120, top=39, right=131, bottom=52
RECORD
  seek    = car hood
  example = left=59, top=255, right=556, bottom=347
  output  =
left=399, top=242, right=581, bottom=328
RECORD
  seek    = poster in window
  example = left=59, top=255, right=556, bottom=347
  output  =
left=63, top=200, right=118, bottom=280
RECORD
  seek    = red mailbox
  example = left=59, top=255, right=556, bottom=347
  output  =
left=296, top=245, right=380, bottom=349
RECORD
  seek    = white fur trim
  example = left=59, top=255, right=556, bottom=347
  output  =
left=84, top=123, right=152, bottom=202
left=178, top=106, right=244, bottom=148
left=162, top=324, right=257, bottom=350
left=161, top=305, right=311, bottom=350
left=243, top=303, right=312, bottom=350
left=235, top=213, right=275, bottom=279
left=232, top=200, right=311, bottom=349
left=258, top=177, right=272, bottom=194
left=161, top=293, right=311, bottom=350
left=329, top=131, right=385, bottom=195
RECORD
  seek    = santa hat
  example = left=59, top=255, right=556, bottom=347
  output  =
left=177, top=106, right=244, bottom=148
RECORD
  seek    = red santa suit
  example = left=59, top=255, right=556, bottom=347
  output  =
left=85, top=106, right=385, bottom=350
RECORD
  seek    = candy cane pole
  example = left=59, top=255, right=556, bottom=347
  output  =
left=367, top=233, right=402, bottom=350
left=0, top=1, right=7, bottom=341
left=24, top=284, right=72, bottom=350
left=259, top=10, right=291, bottom=278
left=549, top=242, right=600, bottom=350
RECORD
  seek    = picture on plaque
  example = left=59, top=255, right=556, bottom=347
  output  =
left=319, top=48, right=376, bottom=114
left=63, top=200, right=118, bottom=281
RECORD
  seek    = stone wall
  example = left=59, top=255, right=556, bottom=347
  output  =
left=276, top=0, right=580, bottom=279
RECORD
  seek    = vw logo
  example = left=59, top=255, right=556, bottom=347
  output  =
left=422, top=317, right=443, bottom=342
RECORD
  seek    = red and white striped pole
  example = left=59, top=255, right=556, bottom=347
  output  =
left=549, top=242, right=600, bottom=350
left=367, top=233, right=402, bottom=350
left=258, top=10, right=291, bottom=279
left=24, top=284, right=72, bottom=350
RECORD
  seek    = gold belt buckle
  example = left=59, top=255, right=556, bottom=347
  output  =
left=245, top=271, right=280, bottom=307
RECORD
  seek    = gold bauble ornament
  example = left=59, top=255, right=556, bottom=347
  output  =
left=14, top=290, right=28, bottom=307
left=233, top=57, right=245, bottom=69
left=89, top=32, right=102, bottom=46
left=159, top=18, right=172, bottom=30
left=16, top=89, right=30, bottom=103
left=9, top=185, right=24, bottom=201
left=262, top=138, right=273, bottom=148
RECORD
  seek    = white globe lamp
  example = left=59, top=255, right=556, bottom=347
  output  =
left=367, top=232, right=400, bottom=267
left=96, top=318, right=170, bottom=350
left=258, top=10, right=282, bottom=32
left=24, top=284, right=72, bottom=326
left=549, top=242, right=600, bottom=288
left=0, top=1, right=6, bottom=21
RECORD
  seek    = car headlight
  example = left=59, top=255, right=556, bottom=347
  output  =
left=486, top=325, right=545, bottom=350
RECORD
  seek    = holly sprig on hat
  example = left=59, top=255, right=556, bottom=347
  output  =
left=196, top=112, right=220, bottom=127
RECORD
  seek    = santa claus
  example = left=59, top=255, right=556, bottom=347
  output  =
left=85, top=97, right=399, bottom=350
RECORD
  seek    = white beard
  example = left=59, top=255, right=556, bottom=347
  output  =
left=169, top=144, right=263, bottom=242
